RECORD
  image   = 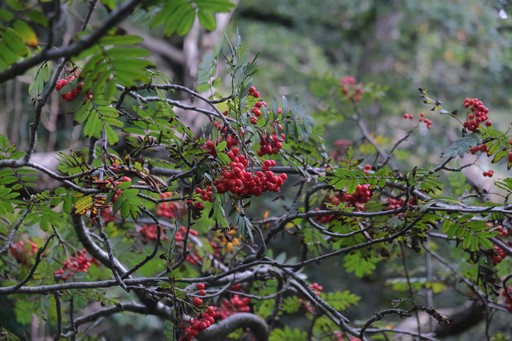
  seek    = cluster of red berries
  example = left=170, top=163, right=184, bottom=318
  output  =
left=180, top=305, right=217, bottom=341
left=301, top=282, right=324, bottom=313
left=213, top=294, right=251, bottom=320
left=403, top=113, right=432, bottom=129
left=196, top=282, right=207, bottom=296
left=248, top=85, right=261, bottom=98
left=469, top=144, right=489, bottom=155
left=496, top=225, right=510, bottom=238
left=492, top=245, right=507, bottom=265
left=506, top=140, right=512, bottom=164
left=482, top=170, right=494, bottom=178
left=213, top=149, right=287, bottom=196
left=56, top=71, right=92, bottom=101
left=179, top=285, right=252, bottom=340
left=54, top=249, right=97, bottom=281
left=340, top=76, right=363, bottom=102
left=194, top=186, right=213, bottom=202
left=385, top=197, right=404, bottom=210
left=186, top=186, right=213, bottom=212
left=175, top=225, right=199, bottom=242
left=157, top=192, right=181, bottom=218
left=342, top=184, right=372, bottom=211
left=309, top=282, right=323, bottom=295
left=463, top=97, right=491, bottom=132
left=100, top=207, right=116, bottom=223
left=502, top=286, right=512, bottom=312
left=363, top=164, right=372, bottom=175
left=202, top=139, right=217, bottom=156
left=9, top=240, right=38, bottom=265
left=139, top=224, right=167, bottom=241
left=251, top=100, right=266, bottom=119
left=257, top=133, right=285, bottom=156
left=418, top=113, right=432, bottom=129
left=488, top=223, right=510, bottom=265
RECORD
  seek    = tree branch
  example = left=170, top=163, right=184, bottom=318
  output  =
left=0, top=0, right=145, bottom=84
left=197, top=313, right=269, bottom=341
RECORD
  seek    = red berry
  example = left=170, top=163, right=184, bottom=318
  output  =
left=197, top=283, right=206, bottom=290
left=192, top=297, right=203, bottom=306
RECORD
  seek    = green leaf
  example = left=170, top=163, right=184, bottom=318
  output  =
left=441, top=133, right=481, bottom=158
left=270, top=326, right=308, bottom=341
left=197, top=9, right=217, bottom=30
left=112, top=188, right=141, bottom=219
left=343, top=251, right=381, bottom=278
left=195, top=0, right=236, bottom=12
left=0, top=185, right=18, bottom=215
left=28, top=61, right=50, bottom=98
left=320, top=290, right=360, bottom=311
left=442, top=215, right=496, bottom=251
left=104, top=123, right=119, bottom=145
left=282, top=296, right=301, bottom=314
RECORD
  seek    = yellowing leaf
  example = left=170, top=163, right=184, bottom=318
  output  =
left=13, top=20, right=38, bottom=47
left=74, top=195, right=93, bottom=215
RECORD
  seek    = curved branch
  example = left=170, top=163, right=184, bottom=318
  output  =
left=62, top=302, right=150, bottom=336
left=197, top=313, right=269, bottom=341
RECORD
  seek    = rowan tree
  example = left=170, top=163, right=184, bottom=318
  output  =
left=0, top=1, right=511, bottom=341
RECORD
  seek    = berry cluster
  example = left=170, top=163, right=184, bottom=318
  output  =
left=9, top=240, right=38, bottom=266
left=213, top=294, right=251, bottom=320
left=385, top=197, right=404, bottom=210
left=187, top=186, right=214, bottom=212
left=496, top=225, right=510, bottom=238
left=202, top=139, right=216, bottom=156
left=463, top=97, right=491, bottom=132
left=100, top=207, right=116, bottom=223
left=340, top=76, right=363, bottom=102
left=342, top=184, right=372, bottom=211
left=492, top=245, right=507, bottom=265
left=403, top=113, right=432, bottom=129
left=363, top=164, right=372, bottom=175
left=502, top=286, right=512, bottom=312
left=194, top=186, right=213, bottom=202
left=157, top=192, right=181, bottom=218
left=139, top=224, right=168, bottom=242
left=487, top=223, right=510, bottom=265
left=196, top=282, right=207, bottom=297
left=418, top=113, right=432, bottom=129
left=213, top=150, right=287, bottom=196
left=180, top=306, right=217, bottom=341
left=482, top=170, right=494, bottom=178
left=469, top=144, right=489, bottom=155
left=175, top=225, right=199, bottom=242
left=301, top=282, right=323, bottom=313
left=55, top=71, right=91, bottom=101
left=257, top=132, right=285, bottom=156
left=248, top=85, right=260, bottom=98
left=251, top=100, right=266, bottom=119
left=54, top=249, right=97, bottom=281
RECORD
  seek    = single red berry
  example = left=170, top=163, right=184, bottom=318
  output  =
left=197, top=283, right=206, bottom=290
left=193, top=297, right=203, bottom=306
